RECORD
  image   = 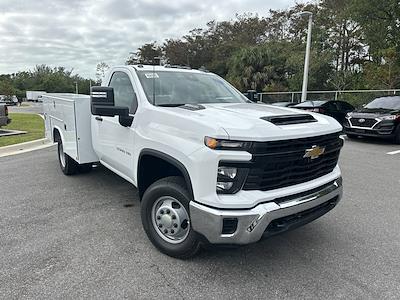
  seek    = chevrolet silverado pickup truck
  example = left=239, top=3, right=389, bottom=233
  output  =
left=43, top=65, right=344, bottom=258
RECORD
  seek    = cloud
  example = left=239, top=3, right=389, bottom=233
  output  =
left=0, top=0, right=301, bottom=78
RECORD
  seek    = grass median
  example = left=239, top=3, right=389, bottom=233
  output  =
left=0, top=113, right=45, bottom=147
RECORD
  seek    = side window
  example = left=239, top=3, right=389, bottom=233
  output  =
left=338, top=101, right=354, bottom=111
left=325, top=102, right=338, bottom=111
left=108, top=71, right=138, bottom=114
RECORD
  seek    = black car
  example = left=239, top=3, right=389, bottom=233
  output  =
left=343, top=96, right=400, bottom=144
left=271, top=101, right=297, bottom=107
left=293, top=100, right=355, bottom=124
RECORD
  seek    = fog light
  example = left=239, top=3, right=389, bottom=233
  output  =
left=217, top=167, right=237, bottom=179
left=216, top=182, right=233, bottom=191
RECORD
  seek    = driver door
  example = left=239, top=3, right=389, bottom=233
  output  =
left=95, top=71, right=138, bottom=180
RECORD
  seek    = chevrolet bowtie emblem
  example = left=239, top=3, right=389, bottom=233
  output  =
left=303, top=145, right=325, bottom=160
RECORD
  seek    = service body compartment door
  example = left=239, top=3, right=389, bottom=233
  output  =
left=60, top=100, right=78, bottom=161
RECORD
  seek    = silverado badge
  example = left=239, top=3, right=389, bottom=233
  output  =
left=303, top=145, right=325, bottom=160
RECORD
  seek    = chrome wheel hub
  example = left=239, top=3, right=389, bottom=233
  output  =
left=58, top=143, right=65, bottom=168
left=151, top=196, right=190, bottom=244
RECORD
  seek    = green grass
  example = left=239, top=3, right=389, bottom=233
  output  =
left=0, top=113, right=45, bottom=147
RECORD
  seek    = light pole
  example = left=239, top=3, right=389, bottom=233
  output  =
left=299, top=11, right=313, bottom=102
left=75, top=81, right=78, bottom=94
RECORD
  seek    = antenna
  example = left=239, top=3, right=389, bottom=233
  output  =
left=152, top=62, right=156, bottom=106
left=152, top=56, right=161, bottom=106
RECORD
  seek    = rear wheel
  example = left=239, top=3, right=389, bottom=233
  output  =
left=141, top=176, right=201, bottom=258
left=57, top=141, right=78, bottom=175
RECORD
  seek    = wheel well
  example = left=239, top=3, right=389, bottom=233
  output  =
left=137, top=152, right=193, bottom=200
left=53, top=128, right=61, bottom=143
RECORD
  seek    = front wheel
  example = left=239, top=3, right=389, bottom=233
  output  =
left=141, top=176, right=201, bottom=258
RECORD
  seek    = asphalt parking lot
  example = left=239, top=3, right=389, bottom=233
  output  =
left=1, top=137, right=399, bottom=299
left=8, top=102, right=43, bottom=115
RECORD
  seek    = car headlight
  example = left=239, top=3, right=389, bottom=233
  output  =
left=378, top=115, right=399, bottom=121
left=345, top=112, right=353, bottom=118
left=216, top=165, right=249, bottom=194
left=205, top=137, right=252, bottom=151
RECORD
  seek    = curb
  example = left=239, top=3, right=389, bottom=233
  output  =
left=0, top=138, right=55, bottom=158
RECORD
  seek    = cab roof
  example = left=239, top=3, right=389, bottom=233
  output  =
left=125, top=64, right=207, bottom=74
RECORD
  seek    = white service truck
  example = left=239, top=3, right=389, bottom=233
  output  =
left=26, top=91, right=47, bottom=102
left=43, top=65, right=344, bottom=258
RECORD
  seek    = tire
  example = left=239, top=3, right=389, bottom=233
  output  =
left=394, top=126, right=400, bottom=144
left=346, top=133, right=358, bottom=139
left=57, top=141, right=78, bottom=175
left=141, top=176, right=201, bottom=259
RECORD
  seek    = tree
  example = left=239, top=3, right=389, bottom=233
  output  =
left=352, top=0, right=400, bottom=58
left=227, top=43, right=287, bottom=92
left=163, top=39, right=190, bottom=66
left=131, top=42, right=163, bottom=65
left=95, top=62, right=109, bottom=84
left=363, top=48, right=400, bottom=89
left=0, top=80, right=15, bottom=98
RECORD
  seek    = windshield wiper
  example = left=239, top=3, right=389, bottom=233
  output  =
left=157, top=103, right=187, bottom=107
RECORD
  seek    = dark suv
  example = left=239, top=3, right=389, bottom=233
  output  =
left=343, top=96, right=400, bottom=144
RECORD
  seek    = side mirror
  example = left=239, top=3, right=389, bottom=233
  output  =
left=91, top=86, right=115, bottom=116
left=91, top=86, right=134, bottom=127
left=244, top=90, right=258, bottom=102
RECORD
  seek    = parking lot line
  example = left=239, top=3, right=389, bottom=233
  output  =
left=387, top=149, right=400, bottom=155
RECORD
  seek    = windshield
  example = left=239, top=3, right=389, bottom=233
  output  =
left=364, top=96, right=400, bottom=110
left=136, top=70, right=248, bottom=106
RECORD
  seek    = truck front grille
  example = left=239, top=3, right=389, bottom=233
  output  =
left=243, top=133, right=342, bottom=191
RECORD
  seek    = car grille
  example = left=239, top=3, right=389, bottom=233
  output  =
left=243, top=133, right=342, bottom=191
left=349, top=118, right=377, bottom=128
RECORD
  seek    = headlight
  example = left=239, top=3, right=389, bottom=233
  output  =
left=345, top=112, right=353, bottom=118
left=216, top=164, right=249, bottom=194
left=218, top=167, right=237, bottom=179
left=378, top=115, right=398, bottom=120
left=205, top=137, right=252, bottom=150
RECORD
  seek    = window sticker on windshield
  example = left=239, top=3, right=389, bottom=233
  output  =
left=144, top=73, right=159, bottom=79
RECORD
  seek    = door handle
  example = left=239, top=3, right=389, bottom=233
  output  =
left=95, top=116, right=103, bottom=121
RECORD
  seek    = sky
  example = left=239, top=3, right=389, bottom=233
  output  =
left=0, top=0, right=303, bottom=78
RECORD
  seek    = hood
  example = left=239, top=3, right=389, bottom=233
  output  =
left=352, top=108, right=400, bottom=118
left=167, top=103, right=342, bottom=141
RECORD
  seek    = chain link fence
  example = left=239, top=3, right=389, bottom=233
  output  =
left=259, top=89, right=400, bottom=108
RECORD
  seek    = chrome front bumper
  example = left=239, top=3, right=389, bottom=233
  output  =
left=190, top=178, right=343, bottom=244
